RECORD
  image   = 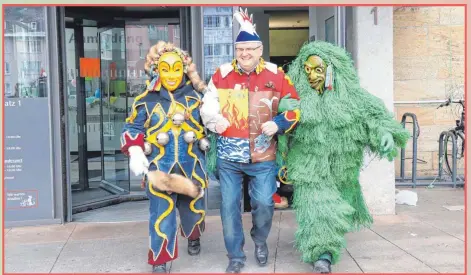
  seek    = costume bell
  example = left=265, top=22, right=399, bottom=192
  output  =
left=121, top=41, right=209, bottom=273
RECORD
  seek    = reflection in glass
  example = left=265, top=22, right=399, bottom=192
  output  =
left=203, top=7, right=234, bottom=83
left=3, top=7, right=49, bottom=98
left=100, top=26, right=130, bottom=193
left=124, top=23, right=180, bottom=191
left=202, top=7, right=234, bottom=210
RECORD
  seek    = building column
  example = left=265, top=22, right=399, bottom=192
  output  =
left=190, top=7, right=204, bottom=76
left=352, top=6, right=396, bottom=215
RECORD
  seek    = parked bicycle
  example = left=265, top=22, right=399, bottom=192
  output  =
left=437, top=98, right=465, bottom=183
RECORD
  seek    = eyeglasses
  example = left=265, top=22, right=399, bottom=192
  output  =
left=235, top=45, right=261, bottom=53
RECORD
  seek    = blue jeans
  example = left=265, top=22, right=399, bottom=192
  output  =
left=217, top=158, right=277, bottom=263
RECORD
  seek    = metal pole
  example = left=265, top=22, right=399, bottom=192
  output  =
left=336, top=6, right=346, bottom=48
left=451, top=134, right=457, bottom=188
left=438, top=131, right=447, bottom=180
left=411, top=115, right=418, bottom=188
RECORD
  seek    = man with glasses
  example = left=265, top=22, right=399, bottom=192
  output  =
left=198, top=8, right=300, bottom=273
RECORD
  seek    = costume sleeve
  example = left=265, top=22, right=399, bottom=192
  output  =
left=121, top=97, right=148, bottom=156
left=361, top=91, right=410, bottom=160
left=272, top=71, right=301, bottom=135
left=200, top=70, right=226, bottom=133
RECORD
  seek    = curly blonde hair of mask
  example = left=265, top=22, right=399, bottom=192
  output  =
left=144, top=41, right=206, bottom=92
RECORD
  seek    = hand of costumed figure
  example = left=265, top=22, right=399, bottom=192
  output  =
left=128, top=146, right=150, bottom=176
left=380, top=132, right=394, bottom=157
left=278, top=93, right=300, bottom=112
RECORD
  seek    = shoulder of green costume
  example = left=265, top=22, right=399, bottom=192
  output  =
left=217, top=62, right=235, bottom=79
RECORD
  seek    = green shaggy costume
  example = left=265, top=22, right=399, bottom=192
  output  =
left=277, top=41, right=410, bottom=265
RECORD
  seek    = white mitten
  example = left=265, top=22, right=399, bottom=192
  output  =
left=215, top=118, right=231, bottom=134
left=128, top=146, right=150, bottom=176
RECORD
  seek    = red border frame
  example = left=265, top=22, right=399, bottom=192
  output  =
left=1, top=3, right=467, bottom=275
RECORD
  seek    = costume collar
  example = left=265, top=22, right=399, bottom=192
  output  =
left=146, top=75, right=191, bottom=103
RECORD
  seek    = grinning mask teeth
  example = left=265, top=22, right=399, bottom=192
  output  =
left=158, top=52, right=184, bottom=92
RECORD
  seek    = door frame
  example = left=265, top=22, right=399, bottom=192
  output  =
left=63, top=15, right=129, bottom=217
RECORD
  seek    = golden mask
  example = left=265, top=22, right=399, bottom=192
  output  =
left=158, top=52, right=184, bottom=92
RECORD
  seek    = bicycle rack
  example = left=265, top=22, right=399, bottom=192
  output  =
left=396, top=112, right=464, bottom=188
left=437, top=131, right=464, bottom=188
left=396, top=113, right=420, bottom=187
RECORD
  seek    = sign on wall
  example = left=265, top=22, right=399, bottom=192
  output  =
left=4, top=6, right=54, bottom=224
left=4, top=98, right=54, bottom=222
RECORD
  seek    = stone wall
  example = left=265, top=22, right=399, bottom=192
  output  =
left=393, top=6, right=465, bottom=178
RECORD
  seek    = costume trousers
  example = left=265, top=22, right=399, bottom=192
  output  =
left=217, top=158, right=277, bottom=263
left=146, top=176, right=205, bottom=265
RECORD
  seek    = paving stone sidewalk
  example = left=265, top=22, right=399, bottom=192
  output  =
left=5, top=187, right=465, bottom=273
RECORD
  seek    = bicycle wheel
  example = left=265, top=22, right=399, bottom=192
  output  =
left=444, top=132, right=465, bottom=181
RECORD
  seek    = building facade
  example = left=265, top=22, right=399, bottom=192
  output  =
left=3, top=5, right=465, bottom=227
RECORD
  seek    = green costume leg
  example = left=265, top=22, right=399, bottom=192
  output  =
left=292, top=182, right=354, bottom=265
left=332, top=154, right=374, bottom=231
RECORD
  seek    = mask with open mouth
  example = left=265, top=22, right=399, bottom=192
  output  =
left=158, top=52, right=184, bottom=92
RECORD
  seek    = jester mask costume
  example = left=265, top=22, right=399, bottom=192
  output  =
left=121, top=41, right=209, bottom=273
left=277, top=41, right=410, bottom=271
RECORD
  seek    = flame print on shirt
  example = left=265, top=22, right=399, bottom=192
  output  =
left=218, top=88, right=250, bottom=139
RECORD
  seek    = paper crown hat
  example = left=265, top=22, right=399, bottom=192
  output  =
left=234, top=8, right=261, bottom=44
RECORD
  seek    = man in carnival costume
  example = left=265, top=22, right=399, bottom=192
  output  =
left=197, top=8, right=301, bottom=273
left=121, top=41, right=210, bottom=273
left=276, top=41, right=410, bottom=273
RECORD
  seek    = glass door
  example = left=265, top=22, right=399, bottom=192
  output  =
left=124, top=19, right=180, bottom=192
left=65, top=16, right=126, bottom=211
left=98, top=22, right=131, bottom=194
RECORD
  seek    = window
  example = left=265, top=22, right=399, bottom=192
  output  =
left=5, top=62, right=11, bottom=75
left=204, top=45, right=214, bottom=56
left=16, top=39, right=41, bottom=53
left=139, top=43, right=144, bottom=59
left=203, top=7, right=234, bottom=91
left=214, top=44, right=222, bottom=56
left=216, top=7, right=232, bottom=13
left=325, top=16, right=335, bottom=44
left=4, top=40, right=13, bottom=53
left=204, top=16, right=221, bottom=28
left=4, top=7, right=49, bottom=98
left=5, top=83, right=12, bottom=96
left=173, top=26, right=180, bottom=39
left=22, top=60, right=41, bottom=74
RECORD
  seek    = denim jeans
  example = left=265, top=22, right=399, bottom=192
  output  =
left=217, top=158, right=277, bottom=263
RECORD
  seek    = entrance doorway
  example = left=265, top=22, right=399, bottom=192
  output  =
left=62, top=7, right=184, bottom=214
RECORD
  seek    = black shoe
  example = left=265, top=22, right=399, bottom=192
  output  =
left=152, top=263, right=167, bottom=273
left=188, top=238, right=201, bottom=256
left=225, top=261, right=244, bottom=273
left=254, top=243, right=268, bottom=266
left=313, top=259, right=331, bottom=274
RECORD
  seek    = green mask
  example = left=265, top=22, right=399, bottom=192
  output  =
left=304, top=55, right=327, bottom=94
